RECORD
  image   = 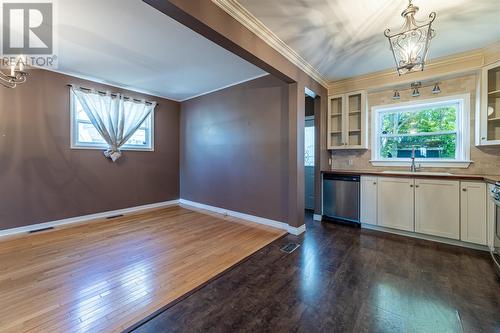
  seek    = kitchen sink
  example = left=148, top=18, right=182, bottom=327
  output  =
left=380, top=170, right=454, bottom=176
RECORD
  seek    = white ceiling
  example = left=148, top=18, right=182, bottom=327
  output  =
left=238, top=0, right=500, bottom=81
left=54, top=0, right=266, bottom=101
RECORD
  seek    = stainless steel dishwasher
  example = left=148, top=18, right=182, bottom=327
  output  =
left=322, top=173, right=360, bottom=225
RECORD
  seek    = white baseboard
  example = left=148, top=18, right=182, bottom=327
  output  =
left=288, top=224, right=306, bottom=235
left=313, top=214, right=322, bottom=222
left=0, top=199, right=179, bottom=238
left=1, top=198, right=308, bottom=239
left=362, top=223, right=489, bottom=252
left=179, top=199, right=306, bottom=235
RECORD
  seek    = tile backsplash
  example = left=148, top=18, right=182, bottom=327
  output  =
left=331, top=74, right=500, bottom=175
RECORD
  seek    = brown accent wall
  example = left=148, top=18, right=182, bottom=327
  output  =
left=0, top=69, right=180, bottom=230
left=180, top=75, right=289, bottom=222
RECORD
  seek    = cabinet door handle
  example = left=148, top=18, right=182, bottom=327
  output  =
left=462, top=188, right=467, bottom=192
left=373, top=182, right=377, bottom=185
left=410, top=184, right=414, bottom=187
left=415, top=185, right=419, bottom=188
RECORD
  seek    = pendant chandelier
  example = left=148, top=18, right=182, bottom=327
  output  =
left=0, top=57, right=29, bottom=88
left=384, top=0, right=436, bottom=76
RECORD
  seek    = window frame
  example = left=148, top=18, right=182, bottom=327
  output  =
left=304, top=116, right=315, bottom=167
left=70, top=90, right=155, bottom=152
left=370, top=94, right=471, bottom=168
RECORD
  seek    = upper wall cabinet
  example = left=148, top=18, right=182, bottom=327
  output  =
left=477, top=60, right=500, bottom=146
left=327, top=91, right=368, bottom=150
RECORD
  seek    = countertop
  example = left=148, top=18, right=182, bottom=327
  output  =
left=322, top=169, right=500, bottom=184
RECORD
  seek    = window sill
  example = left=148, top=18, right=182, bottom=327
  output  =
left=369, top=160, right=473, bottom=168
left=70, top=145, right=154, bottom=152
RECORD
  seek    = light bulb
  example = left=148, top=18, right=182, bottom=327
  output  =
left=19, top=55, right=24, bottom=71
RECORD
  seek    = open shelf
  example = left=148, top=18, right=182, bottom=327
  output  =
left=479, top=61, right=500, bottom=144
left=488, top=89, right=500, bottom=97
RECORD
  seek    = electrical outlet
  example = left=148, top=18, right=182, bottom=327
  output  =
left=348, top=159, right=353, bottom=166
left=328, top=158, right=332, bottom=166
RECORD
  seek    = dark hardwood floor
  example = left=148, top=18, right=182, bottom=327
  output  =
left=131, top=212, right=500, bottom=333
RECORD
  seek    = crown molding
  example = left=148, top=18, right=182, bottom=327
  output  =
left=484, top=40, right=500, bottom=65
left=211, top=0, right=329, bottom=87
left=329, top=41, right=500, bottom=94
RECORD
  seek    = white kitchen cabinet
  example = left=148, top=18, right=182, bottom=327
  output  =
left=377, top=177, right=414, bottom=231
left=477, top=60, right=500, bottom=146
left=487, top=184, right=496, bottom=250
left=327, top=91, right=367, bottom=149
left=460, top=181, right=488, bottom=245
left=360, top=176, right=377, bottom=225
left=415, top=179, right=460, bottom=239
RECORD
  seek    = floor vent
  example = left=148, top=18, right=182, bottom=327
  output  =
left=106, top=214, right=124, bottom=219
left=28, top=227, right=54, bottom=234
left=280, top=243, right=300, bottom=254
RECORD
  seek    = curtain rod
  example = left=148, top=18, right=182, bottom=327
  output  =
left=67, top=84, right=158, bottom=106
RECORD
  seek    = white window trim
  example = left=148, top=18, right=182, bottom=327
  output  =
left=69, top=90, right=155, bottom=152
left=370, top=94, right=471, bottom=168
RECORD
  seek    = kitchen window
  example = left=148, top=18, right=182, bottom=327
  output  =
left=371, top=94, right=470, bottom=167
left=70, top=91, right=153, bottom=151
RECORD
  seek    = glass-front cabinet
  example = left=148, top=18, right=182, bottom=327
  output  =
left=478, top=60, right=500, bottom=146
left=327, top=91, right=368, bottom=149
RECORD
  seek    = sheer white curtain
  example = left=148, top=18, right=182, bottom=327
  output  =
left=72, top=87, right=156, bottom=162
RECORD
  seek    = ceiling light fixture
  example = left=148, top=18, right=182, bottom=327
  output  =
left=432, top=82, right=441, bottom=94
left=0, top=56, right=29, bottom=88
left=411, top=82, right=421, bottom=97
left=393, top=90, right=401, bottom=100
left=384, top=0, right=436, bottom=76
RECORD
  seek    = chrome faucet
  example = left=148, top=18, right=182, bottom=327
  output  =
left=410, top=146, right=421, bottom=172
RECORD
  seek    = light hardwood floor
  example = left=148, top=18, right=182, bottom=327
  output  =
left=0, top=205, right=285, bottom=333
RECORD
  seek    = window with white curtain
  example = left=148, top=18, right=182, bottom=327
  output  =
left=371, top=94, right=471, bottom=168
left=70, top=90, right=154, bottom=151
